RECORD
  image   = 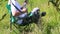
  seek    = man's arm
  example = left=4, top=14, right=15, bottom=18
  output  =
left=12, top=0, right=28, bottom=16
left=22, top=0, right=28, bottom=7
left=13, top=7, right=27, bottom=16
left=13, top=11, right=21, bottom=16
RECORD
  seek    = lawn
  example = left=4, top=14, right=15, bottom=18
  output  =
left=0, top=0, right=60, bottom=34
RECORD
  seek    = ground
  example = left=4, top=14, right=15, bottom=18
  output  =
left=0, top=0, right=60, bottom=34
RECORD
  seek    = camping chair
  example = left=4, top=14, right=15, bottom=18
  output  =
left=6, top=4, right=17, bottom=30
left=6, top=3, right=33, bottom=31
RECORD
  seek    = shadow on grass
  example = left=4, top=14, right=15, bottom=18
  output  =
left=0, top=13, right=7, bottom=21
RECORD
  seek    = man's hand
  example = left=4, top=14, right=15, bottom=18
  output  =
left=21, top=7, right=27, bottom=13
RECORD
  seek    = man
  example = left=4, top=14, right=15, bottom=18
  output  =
left=8, top=0, right=28, bottom=24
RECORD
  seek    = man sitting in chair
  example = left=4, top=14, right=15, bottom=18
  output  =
left=8, top=0, right=28, bottom=25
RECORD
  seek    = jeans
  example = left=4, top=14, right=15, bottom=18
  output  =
left=16, top=13, right=27, bottom=24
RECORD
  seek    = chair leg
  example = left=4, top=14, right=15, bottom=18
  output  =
left=10, top=22, right=12, bottom=31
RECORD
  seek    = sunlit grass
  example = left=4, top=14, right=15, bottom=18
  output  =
left=0, top=0, right=60, bottom=34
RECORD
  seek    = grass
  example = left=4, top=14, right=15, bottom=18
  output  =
left=0, top=0, right=60, bottom=34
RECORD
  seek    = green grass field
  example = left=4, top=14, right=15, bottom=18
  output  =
left=0, top=0, right=60, bottom=34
